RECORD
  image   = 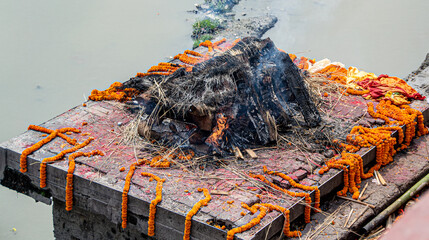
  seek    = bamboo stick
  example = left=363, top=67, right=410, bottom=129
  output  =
left=337, top=196, right=375, bottom=209
left=363, top=171, right=429, bottom=233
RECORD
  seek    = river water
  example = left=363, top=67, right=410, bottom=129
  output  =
left=1, top=0, right=428, bottom=239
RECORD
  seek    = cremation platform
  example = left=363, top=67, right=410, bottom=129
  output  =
left=1, top=88, right=428, bottom=240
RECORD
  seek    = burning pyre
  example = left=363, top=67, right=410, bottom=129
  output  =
left=122, top=37, right=321, bottom=155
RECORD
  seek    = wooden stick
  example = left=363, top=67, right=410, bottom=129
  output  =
left=210, top=190, right=229, bottom=196
left=374, top=170, right=381, bottom=185
left=348, top=205, right=369, bottom=228
left=234, top=146, right=244, bottom=159
left=363, top=171, right=429, bottom=233
left=245, top=149, right=258, bottom=159
left=337, top=196, right=375, bottom=209
left=358, top=182, right=369, bottom=200
left=376, top=170, right=387, bottom=186
left=344, top=208, right=354, bottom=227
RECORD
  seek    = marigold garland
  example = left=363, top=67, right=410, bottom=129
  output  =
left=319, top=99, right=428, bottom=199
left=40, top=137, right=94, bottom=188
left=248, top=172, right=312, bottom=223
left=184, top=50, right=203, bottom=57
left=28, top=125, right=79, bottom=145
left=227, top=203, right=268, bottom=240
left=89, top=82, right=137, bottom=102
left=20, top=130, right=59, bottom=173
left=149, top=149, right=195, bottom=168
left=147, top=65, right=181, bottom=73
left=183, top=188, right=211, bottom=240
left=136, top=72, right=172, bottom=77
left=263, top=166, right=321, bottom=212
left=141, top=172, right=165, bottom=236
left=150, top=155, right=172, bottom=168
left=199, top=38, right=226, bottom=52
left=65, top=150, right=104, bottom=211
left=260, top=203, right=301, bottom=238
left=121, top=158, right=149, bottom=229
left=20, top=126, right=81, bottom=173
left=346, top=88, right=369, bottom=95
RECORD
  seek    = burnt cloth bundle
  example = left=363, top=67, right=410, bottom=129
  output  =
left=123, top=37, right=321, bottom=153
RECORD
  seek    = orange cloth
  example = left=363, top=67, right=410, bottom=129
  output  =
left=357, top=74, right=425, bottom=104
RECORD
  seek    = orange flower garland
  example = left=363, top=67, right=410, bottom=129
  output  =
left=183, top=188, right=211, bottom=240
left=28, top=125, right=79, bottom=145
left=89, top=82, right=137, bottom=102
left=150, top=155, right=172, bottom=168
left=147, top=65, right=181, bottom=73
left=227, top=203, right=268, bottom=240
left=199, top=38, right=226, bottom=52
left=346, top=88, right=369, bottom=95
left=136, top=72, right=172, bottom=77
left=121, top=158, right=149, bottom=229
left=258, top=203, right=301, bottom=238
left=184, top=50, right=203, bottom=57
left=248, top=172, right=313, bottom=223
left=175, top=54, right=204, bottom=65
left=149, top=149, right=195, bottom=168
left=20, top=125, right=81, bottom=173
left=20, top=130, right=59, bottom=173
left=65, top=150, right=104, bottom=211
left=319, top=152, right=363, bottom=199
left=320, top=99, right=428, bottom=199
left=263, top=166, right=321, bottom=212
left=40, top=137, right=94, bottom=188
left=316, top=64, right=348, bottom=84
left=141, top=172, right=165, bottom=236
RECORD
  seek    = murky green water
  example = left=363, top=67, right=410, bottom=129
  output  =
left=0, top=0, right=194, bottom=239
left=1, top=0, right=428, bottom=239
left=237, top=0, right=429, bottom=78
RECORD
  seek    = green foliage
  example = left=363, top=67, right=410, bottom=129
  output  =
left=192, top=19, right=220, bottom=37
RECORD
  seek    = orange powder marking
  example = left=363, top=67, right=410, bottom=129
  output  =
left=65, top=150, right=104, bottom=211
left=121, top=159, right=149, bottom=229
left=40, top=137, right=94, bottom=188
left=81, top=122, right=88, bottom=126
left=183, top=188, right=211, bottom=240
left=141, top=172, right=165, bottom=236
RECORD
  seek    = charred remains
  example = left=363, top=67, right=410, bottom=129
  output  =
left=123, top=37, right=321, bottom=154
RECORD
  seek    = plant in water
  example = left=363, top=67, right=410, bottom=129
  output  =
left=192, top=19, right=220, bottom=38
